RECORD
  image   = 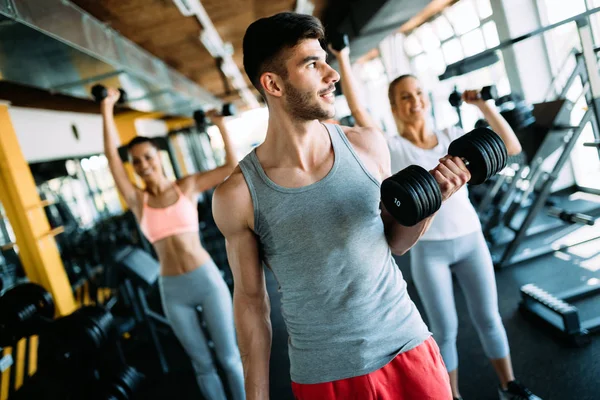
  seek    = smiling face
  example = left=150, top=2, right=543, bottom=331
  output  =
left=259, top=38, right=340, bottom=121
left=128, top=141, right=163, bottom=184
left=389, top=75, right=429, bottom=125
left=280, top=39, right=340, bottom=121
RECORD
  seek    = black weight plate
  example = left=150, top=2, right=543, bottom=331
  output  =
left=449, top=135, right=483, bottom=183
left=405, top=165, right=438, bottom=219
left=470, top=132, right=497, bottom=181
left=488, top=129, right=508, bottom=172
left=468, top=132, right=496, bottom=183
left=484, top=132, right=505, bottom=175
left=414, top=165, right=442, bottom=215
left=471, top=129, right=499, bottom=178
left=396, top=169, right=424, bottom=225
left=381, top=170, right=422, bottom=226
left=452, top=134, right=489, bottom=185
left=222, top=103, right=236, bottom=116
left=403, top=166, right=431, bottom=222
left=477, top=128, right=505, bottom=175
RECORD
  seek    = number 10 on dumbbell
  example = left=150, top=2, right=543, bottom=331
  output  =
left=381, top=128, right=508, bottom=226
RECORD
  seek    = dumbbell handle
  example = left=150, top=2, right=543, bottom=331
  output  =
left=548, top=207, right=595, bottom=226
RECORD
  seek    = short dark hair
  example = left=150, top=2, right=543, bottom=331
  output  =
left=126, top=136, right=159, bottom=152
left=388, top=74, right=417, bottom=106
left=243, top=12, right=326, bottom=95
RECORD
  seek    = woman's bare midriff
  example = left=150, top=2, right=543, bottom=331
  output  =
left=152, top=232, right=212, bottom=276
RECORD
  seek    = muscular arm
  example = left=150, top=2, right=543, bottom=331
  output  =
left=213, top=170, right=272, bottom=400
left=101, top=93, right=139, bottom=211
left=182, top=116, right=238, bottom=194
left=332, top=47, right=379, bottom=129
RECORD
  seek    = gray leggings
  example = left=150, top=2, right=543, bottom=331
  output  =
left=159, top=260, right=245, bottom=400
left=410, top=230, right=510, bottom=372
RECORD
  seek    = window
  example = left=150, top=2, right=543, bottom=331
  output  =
left=461, top=28, right=486, bottom=56
left=444, top=0, right=480, bottom=35
left=587, top=1, right=600, bottom=45
left=415, top=23, right=441, bottom=52
left=371, top=0, right=508, bottom=132
left=539, top=0, right=587, bottom=24
left=78, top=155, right=124, bottom=224
left=427, top=49, right=447, bottom=75
left=403, top=34, right=423, bottom=57
left=432, top=15, right=454, bottom=40
left=475, top=0, right=493, bottom=19
left=482, top=21, right=500, bottom=47
left=442, top=38, right=464, bottom=64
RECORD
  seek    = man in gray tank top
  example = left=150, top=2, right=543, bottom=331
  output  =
left=213, top=12, right=470, bottom=400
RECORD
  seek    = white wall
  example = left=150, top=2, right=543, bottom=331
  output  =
left=135, top=118, right=168, bottom=137
left=9, top=108, right=169, bottom=164
left=9, top=107, right=105, bottom=163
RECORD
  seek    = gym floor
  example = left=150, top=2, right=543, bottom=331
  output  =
left=131, top=235, right=600, bottom=400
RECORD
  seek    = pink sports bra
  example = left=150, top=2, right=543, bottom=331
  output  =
left=139, top=184, right=199, bottom=244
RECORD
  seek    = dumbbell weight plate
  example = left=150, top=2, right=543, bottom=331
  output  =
left=481, top=133, right=504, bottom=177
left=404, top=165, right=438, bottom=221
left=481, top=85, right=498, bottom=101
left=118, top=365, right=144, bottom=398
left=381, top=169, right=423, bottom=226
left=402, top=168, right=430, bottom=224
left=117, top=89, right=127, bottom=104
left=330, top=32, right=349, bottom=51
left=463, top=129, right=497, bottom=182
left=476, top=130, right=501, bottom=177
left=396, top=169, right=425, bottom=226
left=91, top=84, right=108, bottom=102
left=484, top=129, right=508, bottom=172
left=415, top=165, right=443, bottom=214
left=449, top=91, right=462, bottom=107
left=448, top=135, right=489, bottom=185
left=222, top=103, right=236, bottom=117
left=476, top=128, right=507, bottom=176
left=469, top=133, right=497, bottom=182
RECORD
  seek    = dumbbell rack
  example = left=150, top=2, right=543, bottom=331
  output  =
left=519, top=281, right=600, bottom=346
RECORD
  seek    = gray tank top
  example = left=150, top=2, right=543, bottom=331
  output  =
left=238, top=123, right=430, bottom=384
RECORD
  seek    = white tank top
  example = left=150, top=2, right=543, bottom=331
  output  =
left=386, top=126, right=481, bottom=241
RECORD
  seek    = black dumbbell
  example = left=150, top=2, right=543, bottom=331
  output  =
left=0, top=283, right=55, bottom=345
left=330, top=32, right=349, bottom=51
left=39, top=306, right=115, bottom=372
left=381, top=128, right=508, bottom=226
left=193, top=103, right=237, bottom=128
left=449, top=85, right=498, bottom=107
left=91, top=84, right=128, bottom=104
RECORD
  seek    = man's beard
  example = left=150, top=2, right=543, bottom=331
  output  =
left=283, top=81, right=335, bottom=121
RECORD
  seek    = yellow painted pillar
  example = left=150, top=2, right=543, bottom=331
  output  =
left=0, top=104, right=75, bottom=315
left=170, top=133, right=190, bottom=176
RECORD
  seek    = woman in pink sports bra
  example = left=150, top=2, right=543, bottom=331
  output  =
left=101, top=88, right=245, bottom=400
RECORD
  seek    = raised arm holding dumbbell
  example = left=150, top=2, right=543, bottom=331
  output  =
left=331, top=33, right=539, bottom=400
left=455, top=87, right=522, bottom=155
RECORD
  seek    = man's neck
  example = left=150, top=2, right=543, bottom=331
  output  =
left=258, top=108, right=330, bottom=171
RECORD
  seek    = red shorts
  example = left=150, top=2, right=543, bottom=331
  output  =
left=291, top=337, right=451, bottom=400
